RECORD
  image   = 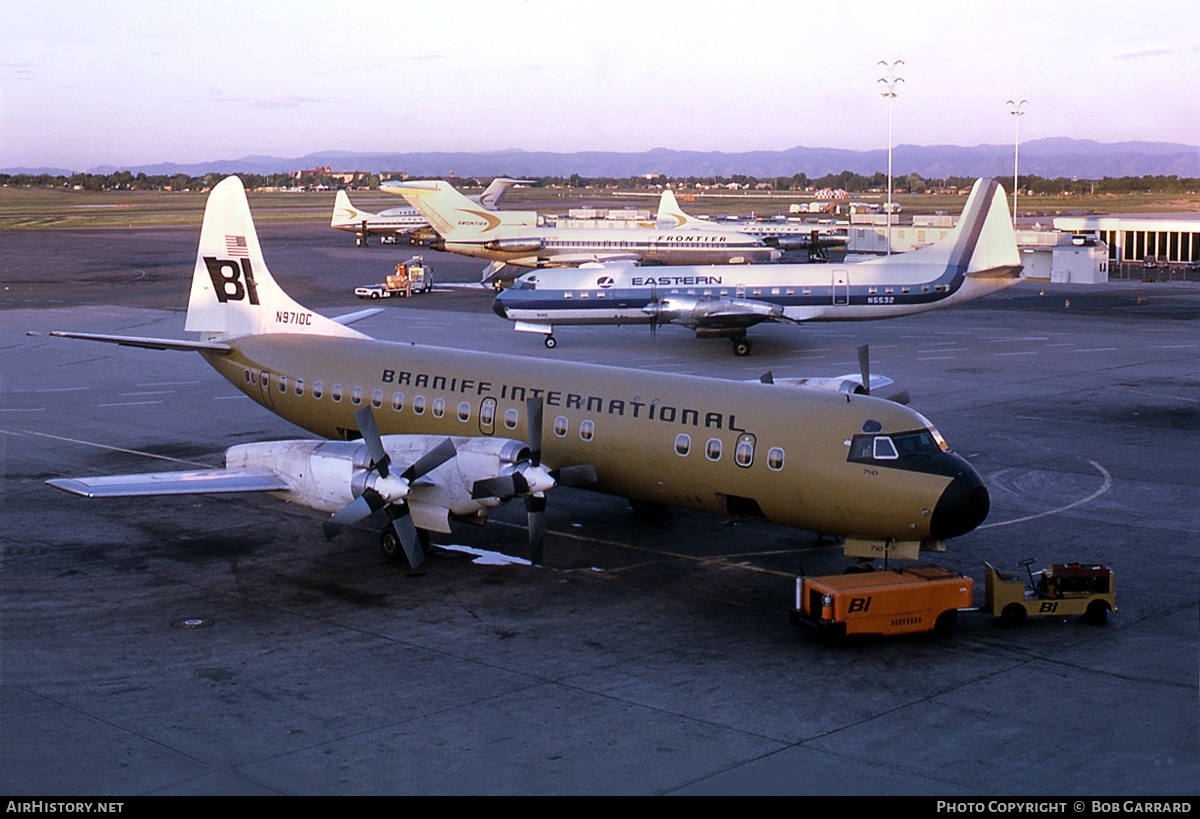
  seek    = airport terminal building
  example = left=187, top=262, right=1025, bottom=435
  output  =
left=847, top=213, right=1200, bottom=284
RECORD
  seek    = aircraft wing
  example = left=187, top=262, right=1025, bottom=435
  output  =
left=48, top=468, right=290, bottom=498
left=540, top=252, right=644, bottom=267
left=646, top=294, right=793, bottom=331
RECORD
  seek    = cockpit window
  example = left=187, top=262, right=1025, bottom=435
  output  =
left=892, top=430, right=940, bottom=457
left=848, top=429, right=940, bottom=464
left=513, top=275, right=537, bottom=290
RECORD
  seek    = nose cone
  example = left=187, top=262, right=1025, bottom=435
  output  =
left=491, top=296, right=508, bottom=318
left=929, top=459, right=990, bottom=539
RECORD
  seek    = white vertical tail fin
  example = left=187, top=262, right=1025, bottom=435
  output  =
left=861, top=178, right=1021, bottom=277
left=656, top=189, right=694, bottom=228
left=331, top=189, right=378, bottom=228
left=185, top=177, right=368, bottom=341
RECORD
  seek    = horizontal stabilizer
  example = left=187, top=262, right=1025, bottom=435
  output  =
left=331, top=307, right=384, bottom=326
left=47, top=467, right=289, bottom=498
left=48, top=331, right=231, bottom=353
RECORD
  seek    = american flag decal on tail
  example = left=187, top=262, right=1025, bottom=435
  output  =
left=225, top=235, right=249, bottom=258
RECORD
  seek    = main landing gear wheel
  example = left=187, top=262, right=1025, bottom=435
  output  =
left=544, top=335, right=557, bottom=349
left=380, top=527, right=432, bottom=562
left=731, top=338, right=752, bottom=357
left=380, top=528, right=403, bottom=561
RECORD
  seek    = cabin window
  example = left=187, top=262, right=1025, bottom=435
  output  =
left=432, top=398, right=445, bottom=418
left=278, top=375, right=288, bottom=393
left=734, top=433, right=756, bottom=468
left=261, top=372, right=270, bottom=389
left=480, top=401, right=495, bottom=426
left=553, top=416, right=568, bottom=437
left=457, top=402, right=471, bottom=422
left=504, top=408, right=518, bottom=430
left=313, top=381, right=323, bottom=399
left=413, top=395, right=425, bottom=415
left=580, top=420, right=594, bottom=442
left=295, top=379, right=305, bottom=396
left=674, top=433, right=691, bottom=457
left=243, top=369, right=252, bottom=384
left=705, top=438, right=722, bottom=461
left=371, top=389, right=383, bottom=409
left=391, top=392, right=404, bottom=411
left=767, top=447, right=785, bottom=471
left=351, top=387, right=363, bottom=405
left=331, top=384, right=342, bottom=403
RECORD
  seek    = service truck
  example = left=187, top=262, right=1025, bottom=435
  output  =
left=355, top=256, right=433, bottom=299
left=790, top=565, right=973, bottom=640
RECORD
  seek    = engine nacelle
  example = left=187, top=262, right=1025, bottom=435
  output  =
left=644, top=295, right=783, bottom=329
left=223, top=435, right=532, bottom=518
left=486, top=237, right=545, bottom=253
left=770, top=374, right=895, bottom=395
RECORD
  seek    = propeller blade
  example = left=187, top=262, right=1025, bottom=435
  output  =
left=323, top=487, right=386, bottom=540
left=526, top=397, right=543, bottom=467
left=400, top=437, right=457, bottom=482
left=354, top=406, right=390, bottom=478
left=390, top=504, right=424, bottom=568
left=857, top=344, right=871, bottom=396
left=472, top=474, right=518, bottom=500
left=551, top=464, right=597, bottom=486
left=525, top=494, right=547, bottom=564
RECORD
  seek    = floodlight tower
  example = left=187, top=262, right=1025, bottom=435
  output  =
left=1007, top=99, right=1027, bottom=229
left=878, top=60, right=904, bottom=255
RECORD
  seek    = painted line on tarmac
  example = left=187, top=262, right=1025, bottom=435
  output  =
left=978, top=460, right=1112, bottom=530
left=1, top=428, right=212, bottom=467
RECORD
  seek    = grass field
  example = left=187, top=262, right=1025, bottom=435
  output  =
left=2, top=183, right=1197, bottom=230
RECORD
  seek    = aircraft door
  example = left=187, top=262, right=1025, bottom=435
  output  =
left=832, top=270, right=850, bottom=306
left=478, top=397, right=497, bottom=436
left=259, top=370, right=276, bottom=409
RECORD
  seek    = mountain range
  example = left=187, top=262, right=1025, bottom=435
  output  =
left=10, top=138, right=1200, bottom=180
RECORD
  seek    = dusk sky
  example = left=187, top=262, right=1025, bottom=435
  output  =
left=4, top=0, right=1198, bottom=171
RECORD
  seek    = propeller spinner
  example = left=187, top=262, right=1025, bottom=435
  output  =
left=470, top=397, right=596, bottom=564
left=324, top=406, right=456, bottom=569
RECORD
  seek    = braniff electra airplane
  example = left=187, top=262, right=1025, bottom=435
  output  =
left=492, top=178, right=1023, bottom=355
left=331, top=177, right=529, bottom=247
left=46, top=176, right=989, bottom=570
left=380, top=179, right=784, bottom=277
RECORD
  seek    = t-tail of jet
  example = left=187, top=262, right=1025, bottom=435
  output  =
left=381, top=180, right=536, bottom=239
left=185, top=177, right=368, bottom=341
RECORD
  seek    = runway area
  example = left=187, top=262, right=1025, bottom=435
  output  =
left=1, top=224, right=1198, bottom=795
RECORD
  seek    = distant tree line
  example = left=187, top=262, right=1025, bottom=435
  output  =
left=2, top=169, right=1197, bottom=195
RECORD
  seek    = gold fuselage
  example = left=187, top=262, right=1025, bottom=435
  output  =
left=205, top=334, right=978, bottom=543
